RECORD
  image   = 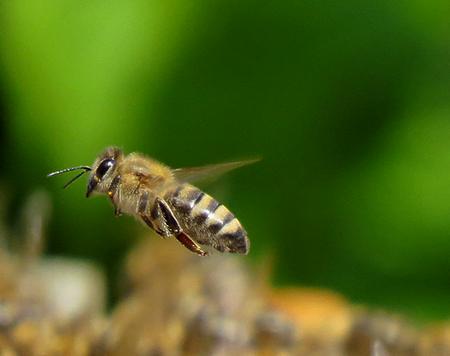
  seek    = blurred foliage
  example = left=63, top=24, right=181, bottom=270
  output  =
left=0, top=0, right=449, bottom=321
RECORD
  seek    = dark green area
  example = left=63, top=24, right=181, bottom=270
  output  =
left=0, top=1, right=449, bottom=320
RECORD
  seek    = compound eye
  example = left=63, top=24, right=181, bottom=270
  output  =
left=96, top=158, right=115, bottom=179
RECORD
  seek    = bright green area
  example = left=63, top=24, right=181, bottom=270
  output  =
left=0, top=1, right=449, bottom=320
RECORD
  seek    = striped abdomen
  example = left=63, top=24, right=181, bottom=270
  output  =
left=165, top=184, right=249, bottom=254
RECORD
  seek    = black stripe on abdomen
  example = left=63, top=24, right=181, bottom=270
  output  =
left=218, top=229, right=248, bottom=254
left=193, top=198, right=219, bottom=225
left=168, top=185, right=203, bottom=214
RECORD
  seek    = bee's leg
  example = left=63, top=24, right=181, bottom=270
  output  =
left=114, top=206, right=122, bottom=217
left=149, top=197, right=208, bottom=256
left=137, top=192, right=168, bottom=237
left=146, top=197, right=180, bottom=238
left=138, top=191, right=158, bottom=232
left=175, top=231, right=208, bottom=257
left=107, top=175, right=122, bottom=216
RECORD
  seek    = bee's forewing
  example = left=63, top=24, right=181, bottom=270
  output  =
left=172, top=158, right=260, bottom=185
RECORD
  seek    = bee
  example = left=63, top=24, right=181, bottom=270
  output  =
left=47, top=147, right=256, bottom=256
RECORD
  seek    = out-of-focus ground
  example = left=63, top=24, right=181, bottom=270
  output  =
left=0, top=192, right=448, bottom=355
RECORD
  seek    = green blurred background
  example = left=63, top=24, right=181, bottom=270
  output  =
left=0, top=1, right=449, bottom=320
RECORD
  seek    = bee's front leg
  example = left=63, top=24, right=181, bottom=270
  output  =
left=113, top=205, right=122, bottom=217
left=108, top=175, right=122, bottom=216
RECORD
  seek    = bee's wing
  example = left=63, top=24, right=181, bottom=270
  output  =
left=171, top=158, right=260, bottom=185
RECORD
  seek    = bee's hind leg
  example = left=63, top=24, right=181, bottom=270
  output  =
left=142, top=196, right=208, bottom=256
left=153, top=198, right=208, bottom=256
left=175, top=231, right=208, bottom=257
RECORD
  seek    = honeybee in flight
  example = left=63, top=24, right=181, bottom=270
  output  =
left=48, top=147, right=256, bottom=256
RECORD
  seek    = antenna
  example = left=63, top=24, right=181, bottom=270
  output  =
left=47, top=166, right=91, bottom=188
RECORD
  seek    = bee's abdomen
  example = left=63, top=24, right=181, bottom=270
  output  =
left=167, top=184, right=249, bottom=254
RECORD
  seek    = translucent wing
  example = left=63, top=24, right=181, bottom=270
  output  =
left=172, top=158, right=260, bottom=185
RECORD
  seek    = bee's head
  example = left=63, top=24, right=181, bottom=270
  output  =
left=86, top=147, right=123, bottom=197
